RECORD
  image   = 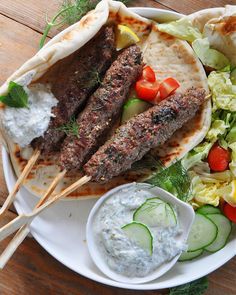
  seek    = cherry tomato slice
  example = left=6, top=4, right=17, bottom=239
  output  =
left=135, top=79, right=160, bottom=101
left=141, top=66, right=156, bottom=82
left=223, top=203, right=236, bottom=223
left=207, top=143, right=230, bottom=172
left=159, top=77, right=180, bottom=100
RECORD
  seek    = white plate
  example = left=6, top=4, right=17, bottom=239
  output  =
left=2, top=7, right=236, bottom=290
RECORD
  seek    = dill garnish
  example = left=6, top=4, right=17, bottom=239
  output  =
left=56, top=116, right=79, bottom=137
left=40, top=0, right=131, bottom=48
left=144, top=159, right=191, bottom=202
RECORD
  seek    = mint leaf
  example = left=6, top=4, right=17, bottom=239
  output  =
left=169, top=277, right=208, bottom=295
left=0, top=81, right=29, bottom=108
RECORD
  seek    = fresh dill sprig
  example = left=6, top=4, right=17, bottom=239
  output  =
left=145, top=159, right=191, bottom=202
left=56, top=116, right=79, bottom=137
left=40, top=0, right=131, bottom=48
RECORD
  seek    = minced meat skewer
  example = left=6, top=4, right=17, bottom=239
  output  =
left=83, top=87, right=206, bottom=183
left=31, top=25, right=116, bottom=154
left=60, top=45, right=143, bottom=171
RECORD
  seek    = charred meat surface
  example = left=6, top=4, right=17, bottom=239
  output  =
left=31, top=25, right=116, bottom=153
left=60, top=45, right=143, bottom=171
left=84, top=88, right=206, bottom=182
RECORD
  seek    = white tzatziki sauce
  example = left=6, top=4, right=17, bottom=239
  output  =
left=93, top=184, right=186, bottom=277
left=2, top=83, right=58, bottom=147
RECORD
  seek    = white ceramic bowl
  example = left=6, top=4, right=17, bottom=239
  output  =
left=1, top=7, right=236, bottom=291
left=86, top=183, right=195, bottom=284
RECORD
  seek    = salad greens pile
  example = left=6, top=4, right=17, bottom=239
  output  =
left=157, top=15, right=236, bottom=208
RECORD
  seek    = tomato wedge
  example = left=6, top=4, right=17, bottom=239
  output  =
left=159, top=77, right=180, bottom=100
left=141, top=66, right=156, bottom=82
left=223, top=203, right=236, bottom=223
left=207, top=143, right=230, bottom=172
left=135, top=79, right=160, bottom=101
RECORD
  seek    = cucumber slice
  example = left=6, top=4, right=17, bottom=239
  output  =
left=122, top=222, right=153, bottom=255
left=178, top=249, right=204, bottom=262
left=121, top=98, right=150, bottom=124
left=230, top=68, right=236, bottom=85
left=197, top=205, right=221, bottom=215
left=205, top=213, right=232, bottom=252
left=187, top=213, right=218, bottom=252
left=133, top=198, right=177, bottom=227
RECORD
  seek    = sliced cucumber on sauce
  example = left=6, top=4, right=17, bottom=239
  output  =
left=197, top=205, right=221, bottom=215
left=178, top=249, right=204, bottom=262
left=187, top=213, right=218, bottom=252
left=133, top=197, right=177, bottom=227
left=122, top=222, right=153, bottom=255
left=121, top=98, right=150, bottom=124
left=204, top=213, right=232, bottom=253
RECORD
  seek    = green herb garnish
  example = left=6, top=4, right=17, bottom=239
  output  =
left=169, top=276, right=208, bottom=295
left=40, top=0, right=131, bottom=48
left=0, top=81, right=29, bottom=108
left=56, top=116, right=79, bottom=137
left=146, top=160, right=191, bottom=202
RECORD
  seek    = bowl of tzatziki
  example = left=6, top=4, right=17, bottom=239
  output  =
left=86, top=183, right=195, bottom=284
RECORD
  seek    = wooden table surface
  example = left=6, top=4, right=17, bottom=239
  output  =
left=0, top=0, right=236, bottom=294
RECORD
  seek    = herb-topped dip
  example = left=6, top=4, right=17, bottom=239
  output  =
left=1, top=83, right=58, bottom=147
left=93, top=183, right=186, bottom=278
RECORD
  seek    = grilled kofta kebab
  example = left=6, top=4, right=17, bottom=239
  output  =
left=31, top=25, right=116, bottom=153
left=60, top=44, right=143, bottom=171
left=83, top=87, right=206, bottom=182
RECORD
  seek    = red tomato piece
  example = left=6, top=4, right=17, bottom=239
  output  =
left=141, top=66, right=156, bottom=82
left=223, top=203, right=236, bottom=223
left=135, top=79, right=160, bottom=101
left=207, top=144, right=230, bottom=172
left=159, top=77, right=180, bottom=100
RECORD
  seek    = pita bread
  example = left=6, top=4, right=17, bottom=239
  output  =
left=187, top=5, right=236, bottom=66
left=0, top=0, right=211, bottom=200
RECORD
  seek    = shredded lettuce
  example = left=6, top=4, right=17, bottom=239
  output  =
left=192, top=38, right=230, bottom=70
left=208, top=71, right=236, bottom=112
left=190, top=173, right=221, bottom=207
left=182, top=142, right=213, bottom=170
left=157, top=17, right=202, bottom=42
left=205, top=119, right=229, bottom=142
left=229, top=142, right=236, bottom=177
left=189, top=169, right=234, bottom=207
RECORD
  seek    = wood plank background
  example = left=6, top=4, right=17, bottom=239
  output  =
left=0, top=0, right=236, bottom=294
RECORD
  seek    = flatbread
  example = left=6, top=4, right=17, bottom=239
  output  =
left=187, top=5, right=236, bottom=66
left=0, top=0, right=211, bottom=200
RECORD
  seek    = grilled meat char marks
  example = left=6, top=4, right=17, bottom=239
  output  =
left=31, top=26, right=116, bottom=154
left=60, top=45, right=143, bottom=171
left=84, top=88, right=206, bottom=182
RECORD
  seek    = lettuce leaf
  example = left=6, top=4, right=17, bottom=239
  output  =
left=205, top=119, right=229, bottom=142
left=192, top=38, right=230, bottom=70
left=208, top=71, right=236, bottom=112
left=229, top=142, right=236, bottom=177
left=182, top=142, right=213, bottom=170
left=157, top=17, right=202, bottom=42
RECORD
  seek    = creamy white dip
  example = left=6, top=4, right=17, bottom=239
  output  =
left=2, top=83, right=58, bottom=147
left=93, top=184, right=186, bottom=277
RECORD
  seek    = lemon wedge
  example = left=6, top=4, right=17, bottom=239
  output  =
left=218, top=179, right=236, bottom=206
left=116, top=25, right=140, bottom=50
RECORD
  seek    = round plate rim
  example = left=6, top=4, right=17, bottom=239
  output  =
left=2, top=6, right=236, bottom=290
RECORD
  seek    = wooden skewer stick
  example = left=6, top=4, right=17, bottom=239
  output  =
left=0, top=169, right=66, bottom=269
left=0, top=149, right=40, bottom=218
left=0, top=174, right=91, bottom=243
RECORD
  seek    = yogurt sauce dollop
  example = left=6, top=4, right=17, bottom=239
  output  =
left=2, top=83, right=58, bottom=147
left=93, top=184, right=186, bottom=277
